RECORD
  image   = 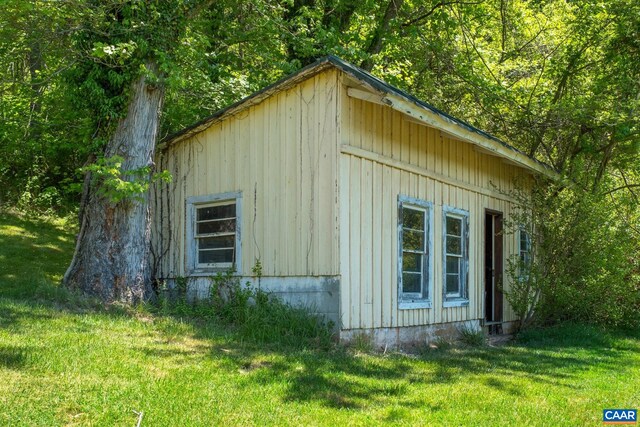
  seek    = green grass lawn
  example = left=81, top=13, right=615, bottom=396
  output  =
left=0, top=211, right=638, bottom=426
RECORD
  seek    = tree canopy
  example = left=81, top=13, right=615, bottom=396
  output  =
left=0, top=0, right=637, bottom=321
left=2, top=0, right=638, bottom=193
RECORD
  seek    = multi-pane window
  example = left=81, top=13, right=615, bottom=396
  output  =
left=187, top=193, right=241, bottom=273
left=398, top=196, right=432, bottom=307
left=195, top=202, right=236, bottom=267
left=401, top=207, right=426, bottom=296
left=519, top=228, right=531, bottom=265
left=519, top=227, right=532, bottom=278
left=443, top=207, right=469, bottom=303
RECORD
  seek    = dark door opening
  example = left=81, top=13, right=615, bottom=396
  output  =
left=484, top=210, right=504, bottom=334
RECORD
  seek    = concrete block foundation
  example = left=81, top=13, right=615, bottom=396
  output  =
left=340, top=319, right=484, bottom=349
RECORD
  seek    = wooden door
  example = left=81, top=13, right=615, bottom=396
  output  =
left=484, top=211, right=504, bottom=323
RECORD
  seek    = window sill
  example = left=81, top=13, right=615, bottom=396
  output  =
left=399, top=301, right=432, bottom=310
left=443, top=299, right=469, bottom=308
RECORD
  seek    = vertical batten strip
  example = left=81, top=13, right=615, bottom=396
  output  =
left=350, top=155, right=362, bottom=328
left=339, top=154, right=351, bottom=330
left=361, top=159, right=373, bottom=329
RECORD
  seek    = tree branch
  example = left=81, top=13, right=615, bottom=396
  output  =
left=361, top=0, right=405, bottom=71
left=619, top=169, right=639, bottom=204
left=601, top=183, right=640, bottom=196
left=402, top=1, right=482, bottom=27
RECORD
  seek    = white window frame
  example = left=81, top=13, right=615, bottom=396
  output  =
left=397, top=195, right=433, bottom=309
left=442, top=206, right=469, bottom=307
left=186, top=192, right=242, bottom=275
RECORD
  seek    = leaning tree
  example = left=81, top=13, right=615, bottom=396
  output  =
left=63, top=1, right=214, bottom=303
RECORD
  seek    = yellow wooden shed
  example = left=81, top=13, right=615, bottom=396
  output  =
left=152, top=56, right=553, bottom=346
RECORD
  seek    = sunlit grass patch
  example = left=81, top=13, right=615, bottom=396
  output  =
left=1, top=210, right=638, bottom=426
left=0, top=210, right=76, bottom=296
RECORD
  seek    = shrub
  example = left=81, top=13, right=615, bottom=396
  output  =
left=504, top=253, right=544, bottom=331
left=17, top=175, right=62, bottom=215
left=505, top=182, right=640, bottom=330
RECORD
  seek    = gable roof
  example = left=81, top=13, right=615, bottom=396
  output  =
left=161, top=55, right=556, bottom=178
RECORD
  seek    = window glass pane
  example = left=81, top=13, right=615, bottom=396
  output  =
left=197, top=204, right=235, bottom=221
left=402, top=229, right=424, bottom=251
left=402, top=207, right=424, bottom=230
left=446, top=274, right=460, bottom=294
left=520, top=231, right=530, bottom=251
left=197, top=218, right=235, bottom=234
left=446, top=216, right=462, bottom=236
left=402, top=252, right=422, bottom=273
left=446, top=256, right=460, bottom=274
left=402, top=272, right=421, bottom=293
left=446, top=236, right=461, bottom=255
left=199, top=235, right=235, bottom=250
left=198, top=248, right=234, bottom=264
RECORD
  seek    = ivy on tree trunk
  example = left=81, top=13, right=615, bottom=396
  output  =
left=63, top=63, right=164, bottom=304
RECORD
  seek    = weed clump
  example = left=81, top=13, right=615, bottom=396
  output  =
left=156, top=270, right=335, bottom=350
left=457, top=323, right=487, bottom=347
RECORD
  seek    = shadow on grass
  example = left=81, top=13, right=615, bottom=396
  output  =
left=3, top=283, right=637, bottom=412
left=1, top=209, right=638, bottom=412
left=194, top=323, right=638, bottom=410
left=0, top=345, right=29, bottom=369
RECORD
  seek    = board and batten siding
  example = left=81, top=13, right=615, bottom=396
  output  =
left=337, top=82, right=529, bottom=330
left=152, top=70, right=341, bottom=279
left=152, top=64, right=533, bottom=333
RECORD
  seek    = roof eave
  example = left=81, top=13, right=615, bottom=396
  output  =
left=331, top=55, right=557, bottom=179
left=380, top=90, right=557, bottom=179
left=159, top=54, right=559, bottom=180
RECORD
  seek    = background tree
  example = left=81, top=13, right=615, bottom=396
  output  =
left=0, top=1, right=92, bottom=211
left=0, top=0, right=637, bottom=317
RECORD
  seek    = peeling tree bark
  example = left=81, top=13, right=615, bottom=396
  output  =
left=63, top=63, right=164, bottom=304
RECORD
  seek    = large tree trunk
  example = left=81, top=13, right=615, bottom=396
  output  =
left=63, top=64, right=164, bottom=304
